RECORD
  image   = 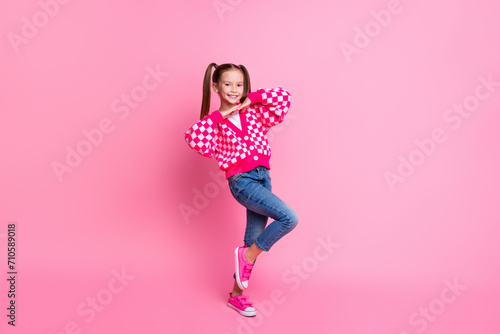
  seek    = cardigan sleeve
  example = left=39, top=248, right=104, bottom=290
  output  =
left=246, top=87, right=291, bottom=130
left=184, top=111, right=223, bottom=158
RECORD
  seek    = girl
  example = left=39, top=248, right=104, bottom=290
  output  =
left=184, top=63, right=298, bottom=317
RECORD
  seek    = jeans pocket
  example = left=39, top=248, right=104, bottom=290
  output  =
left=228, top=172, right=246, bottom=191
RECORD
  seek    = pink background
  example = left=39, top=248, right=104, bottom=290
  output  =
left=1, top=0, right=500, bottom=333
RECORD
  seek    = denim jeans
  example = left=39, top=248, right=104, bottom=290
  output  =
left=228, top=166, right=299, bottom=252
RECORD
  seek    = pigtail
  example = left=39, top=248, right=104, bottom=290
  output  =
left=239, top=64, right=251, bottom=103
left=200, top=63, right=217, bottom=120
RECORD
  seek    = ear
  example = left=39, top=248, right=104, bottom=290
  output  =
left=212, top=82, right=219, bottom=94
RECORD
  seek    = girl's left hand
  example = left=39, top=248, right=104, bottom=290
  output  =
left=236, top=97, right=251, bottom=111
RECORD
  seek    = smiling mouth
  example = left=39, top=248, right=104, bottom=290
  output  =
left=228, top=95, right=239, bottom=98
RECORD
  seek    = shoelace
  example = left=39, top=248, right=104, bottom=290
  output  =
left=235, top=295, right=253, bottom=307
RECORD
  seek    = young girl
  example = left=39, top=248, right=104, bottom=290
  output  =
left=184, top=63, right=298, bottom=317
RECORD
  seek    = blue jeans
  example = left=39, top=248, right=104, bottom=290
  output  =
left=228, top=166, right=299, bottom=252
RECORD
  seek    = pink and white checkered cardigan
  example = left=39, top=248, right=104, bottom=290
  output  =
left=184, top=87, right=291, bottom=179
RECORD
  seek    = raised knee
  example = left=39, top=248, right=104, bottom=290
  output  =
left=286, top=209, right=299, bottom=229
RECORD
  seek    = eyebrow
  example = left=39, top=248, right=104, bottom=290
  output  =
left=222, top=81, right=244, bottom=83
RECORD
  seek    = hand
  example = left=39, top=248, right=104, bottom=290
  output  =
left=236, top=97, right=251, bottom=112
left=219, top=104, right=241, bottom=119
left=220, top=97, right=252, bottom=119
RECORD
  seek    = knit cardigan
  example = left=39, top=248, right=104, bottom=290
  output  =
left=184, top=87, right=291, bottom=179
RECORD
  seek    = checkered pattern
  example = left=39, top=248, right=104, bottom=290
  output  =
left=185, top=87, right=291, bottom=174
left=185, top=116, right=219, bottom=158
left=217, top=123, right=248, bottom=169
left=255, top=87, right=291, bottom=132
left=244, top=112, right=271, bottom=156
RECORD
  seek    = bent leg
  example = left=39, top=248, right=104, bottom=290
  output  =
left=229, top=172, right=298, bottom=252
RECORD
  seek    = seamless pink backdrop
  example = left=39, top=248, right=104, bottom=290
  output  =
left=1, top=0, right=499, bottom=333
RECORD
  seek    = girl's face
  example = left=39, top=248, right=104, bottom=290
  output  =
left=212, top=69, right=244, bottom=108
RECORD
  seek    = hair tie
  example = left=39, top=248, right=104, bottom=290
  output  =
left=214, top=64, right=218, bottom=69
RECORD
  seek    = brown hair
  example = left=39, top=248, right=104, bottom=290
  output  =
left=200, top=63, right=251, bottom=120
